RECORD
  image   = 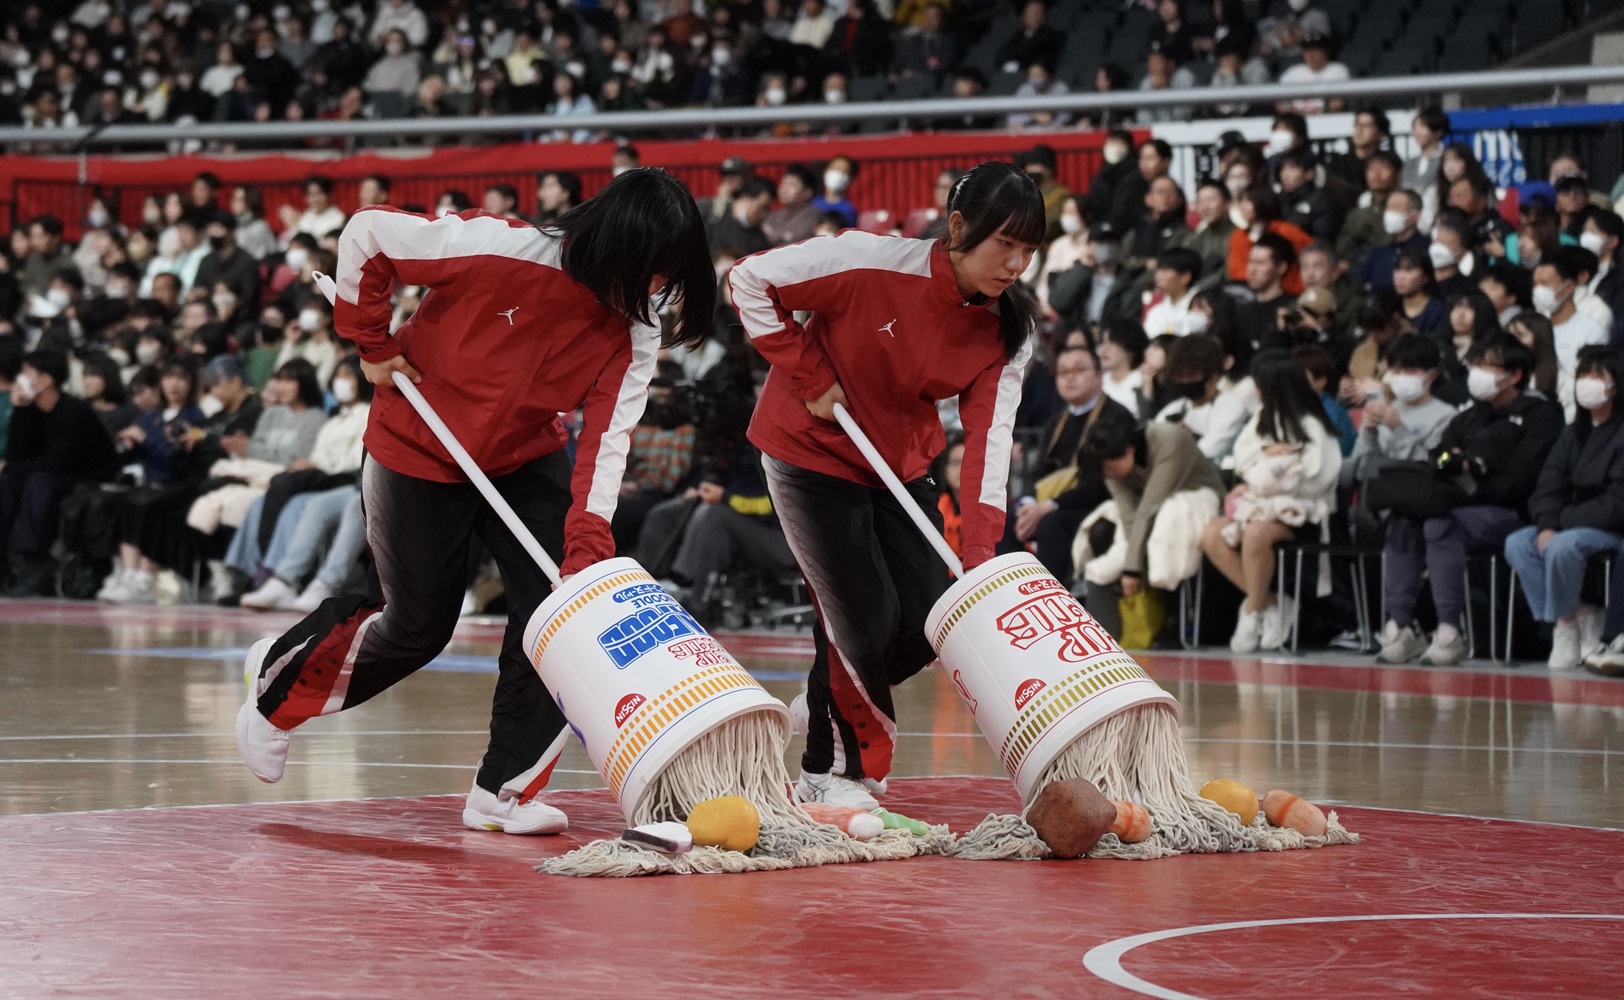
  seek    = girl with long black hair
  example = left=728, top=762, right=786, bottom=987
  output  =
left=1199, top=349, right=1342, bottom=653
left=237, top=169, right=715, bottom=836
left=729, top=160, right=1043, bottom=810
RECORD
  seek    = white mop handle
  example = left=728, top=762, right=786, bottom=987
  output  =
left=311, top=271, right=563, bottom=586
left=831, top=402, right=964, bottom=578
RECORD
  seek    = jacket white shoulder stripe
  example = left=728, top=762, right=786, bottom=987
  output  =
left=730, top=231, right=934, bottom=339
left=977, top=337, right=1033, bottom=512
left=584, top=321, right=662, bottom=522
left=336, top=210, right=563, bottom=302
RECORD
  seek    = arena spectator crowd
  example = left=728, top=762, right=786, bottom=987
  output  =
left=3, top=0, right=1624, bottom=676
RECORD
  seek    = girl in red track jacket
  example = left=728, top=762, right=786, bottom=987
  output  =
left=730, top=161, right=1043, bottom=810
left=236, top=170, right=714, bottom=835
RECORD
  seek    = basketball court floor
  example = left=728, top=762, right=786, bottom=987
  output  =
left=3, top=597, right=1622, bottom=998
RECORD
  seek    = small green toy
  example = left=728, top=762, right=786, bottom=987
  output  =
left=875, top=809, right=930, bottom=836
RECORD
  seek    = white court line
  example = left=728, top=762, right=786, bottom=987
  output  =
left=1083, top=913, right=1624, bottom=1000
left=0, top=730, right=490, bottom=741
left=0, top=759, right=601, bottom=774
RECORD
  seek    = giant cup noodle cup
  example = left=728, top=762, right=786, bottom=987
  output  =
left=925, top=553, right=1180, bottom=805
left=523, top=557, right=790, bottom=822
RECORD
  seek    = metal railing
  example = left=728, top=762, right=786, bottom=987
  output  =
left=3, top=63, right=1624, bottom=150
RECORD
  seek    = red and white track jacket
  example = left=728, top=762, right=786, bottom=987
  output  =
left=334, top=207, right=658, bottom=575
left=730, top=231, right=1029, bottom=569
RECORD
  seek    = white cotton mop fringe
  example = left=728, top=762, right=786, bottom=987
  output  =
left=950, top=704, right=1359, bottom=861
left=539, top=712, right=956, bottom=877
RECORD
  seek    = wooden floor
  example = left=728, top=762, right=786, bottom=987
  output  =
left=2, top=598, right=1622, bottom=998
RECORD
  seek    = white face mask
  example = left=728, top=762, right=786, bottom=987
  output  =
left=331, top=377, right=358, bottom=404
left=88, top=207, right=110, bottom=228
left=1382, top=210, right=1410, bottom=236
left=212, top=293, right=237, bottom=316
left=13, top=372, right=36, bottom=400
left=198, top=393, right=224, bottom=418
left=140, top=69, right=160, bottom=90
left=284, top=247, right=309, bottom=272
left=1386, top=372, right=1426, bottom=404
left=1060, top=214, right=1082, bottom=235
left=1288, top=0, right=1310, bottom=10
left=105, top=281, right=131, bottom=298
left=611, top=58, right=632, bottom=74
left=298, top=308, right=321, bottom=332
left=1428, top=241, right=1457, bottom=270
left=1467, top=366, right=1503, bottom=402
left=1575, top=376, right=1612, bottom=411
left=764, top=85, right=786, bottom=105
left=1225, top=177, right=1249, bottom=200
left=823, top=88, right=845, bottom=104
left=1532, top=284, right=1565, bottom=316
left=824, top=169, right=850, bottom=193
left=1103, top=143, right=1128, bottom=166
left=1092, top=242, right=1117, bottom=265
left=1267, top=128, right=1296, bottom=155
left=1183, top=310, right=1210, bottom=335
left=1228, top=205, right=1249, bottom=230
left=46, top=287, right=72, bottom=308
left=136, top=343, right=162, bottom=365
left=1581, top=231, right=1610, bottom=257
left=711, top=47, right=730, bottom=67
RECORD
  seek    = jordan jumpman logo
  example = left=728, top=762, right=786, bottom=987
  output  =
left=497, top=307, right=520, bottom=325
left=879, top=319, right=897, bottom=337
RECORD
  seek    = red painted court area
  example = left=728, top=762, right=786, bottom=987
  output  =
left=5, top=777, right=1621, bottom=999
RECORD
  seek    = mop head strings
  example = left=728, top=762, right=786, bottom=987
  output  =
left=950, top=703, right=1360, bottom=861
left=539, top=711, right=956, bottom=877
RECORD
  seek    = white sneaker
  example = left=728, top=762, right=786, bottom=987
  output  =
left=462, top=783, right=569, bottom=835
left=1548, top=619, right=1583, bottom=671
left=795, top=769, right=881, bottom=811
left=1229, top=609, right=1265, bottom=653
left=1583, top=634, right=1624, bottom=677
left=96, top=567, right=130, bottom=602
left=1576, top=606, right=1605, bottom=660
left=241, top=576, right=299, bottom=611
left=109, top=569, right=156, bottom=605
left=788, top=692, right=809, bottom=737
left=292, top=579, right=332, bottom=613
left=235, top=637, right=290, bottom=782
left=1421, top=623, right=1467, bottom=666
left=1377, top=621, right=1429, bottom=663
left=1259, top=594, right=1296, bottom=651
left=459, top=588, right=478, bottom=616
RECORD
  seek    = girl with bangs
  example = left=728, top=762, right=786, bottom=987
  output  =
left=236, top=169, right=714, bottom=837
left=729, top=160, right=1043, bottom=811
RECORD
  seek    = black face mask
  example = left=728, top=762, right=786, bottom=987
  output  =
left=209, top=234, right=229, bottom=252
left=1171, top=379, right=1209, bottom=401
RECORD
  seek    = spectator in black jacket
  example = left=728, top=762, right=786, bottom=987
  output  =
left=1504, top=345, right=1624, bottom=670
left=1377, top=334, right=1565, bottom=667
left=996, top=0, right=1063, bottom=74
left=0, top=350, right=119, bottom=595
left=1081, top=131, right=1143, bottom=234
left=1010, top=337, right=1133, bottom=586
left=1278, top=146, right=1344, bottom=243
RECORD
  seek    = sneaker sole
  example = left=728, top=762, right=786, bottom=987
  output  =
left=460, top=806, right=568, bottom=836
left=237, top=637, right=284, bottom=783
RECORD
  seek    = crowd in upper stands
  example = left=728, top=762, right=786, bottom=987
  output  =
left=0, top=0, right=1375, bottom=142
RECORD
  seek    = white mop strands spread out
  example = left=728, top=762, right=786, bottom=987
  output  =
left=949, top=704, right=1360, bottom=861
left=540, top=712, right=956, bottom=877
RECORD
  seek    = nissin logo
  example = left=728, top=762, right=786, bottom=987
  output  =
left=614, top=693, right=646, bottom=727
left=1014, top=678, right=1046, bottom=710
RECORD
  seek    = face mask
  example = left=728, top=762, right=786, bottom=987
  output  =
left=1103, top=143, right=1128, bottom=166
left=52, top=27, right=70, bottom=45
left=136, top=343, right=162, bottom=365
left=299, top=309, right=321, bottom=332
left=1288, top=0, right=1309, bottom=10
left=212, top=293, right=237, bottom=316
left=273, top=4, right=292, bottom=20
left=611, top=58, right=632, bottom=74
left=331, top=377, right=358, bottom=404
left=1225, top=177, right=1249, bottom=200
left=103, top=69, right=122, bottom=86
left=712, top=47, right=730, bottom=67
left=1060, top=215, right=1082, bottom=235
left=1267, top=129, right=1296, bottom=155
left=88, top=207, right=110, bottom=228
left=143, top=205, right=162, bottom=225
left=284, top=248, right=309, bottom=272
left=1467, top=366, right=1503, bottom=402
left=46, top=287, right=71, bottom=307
left=1581, top=231, right=1610, bottom=257
left=824, top=169, right=849, bottom=192
left=1532, top=284, right=1566, bottom=316
left=764, top=85, right=786, bottom=105
left=1386, top=372, right=1426, bottom=404
left=1183, top=310, right=1210, bottom=335
left=197, top=393, right=224, bottom=418
left=385, top=41, right=404, bottom=57
left=824, top=89, right=845, bottom=104
left=14, top=373, right=36, bottom=399
left=139, top=70, right=159, bottom=90
left=1228, top=205, right=1249, bottom=230
left=105, top=281, right=130, bottom=298
left=1092, top=242, right=1117, bottom=265
left=1173, top=379, right=1209, bottom=401
left=1575, top=376, right=1612, bottom=410
left=1382, top=210, right=1410, bottom=236
left=1428, top=241, right=1457, bottom=270
left=208, top=234, right=229, bottom=252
